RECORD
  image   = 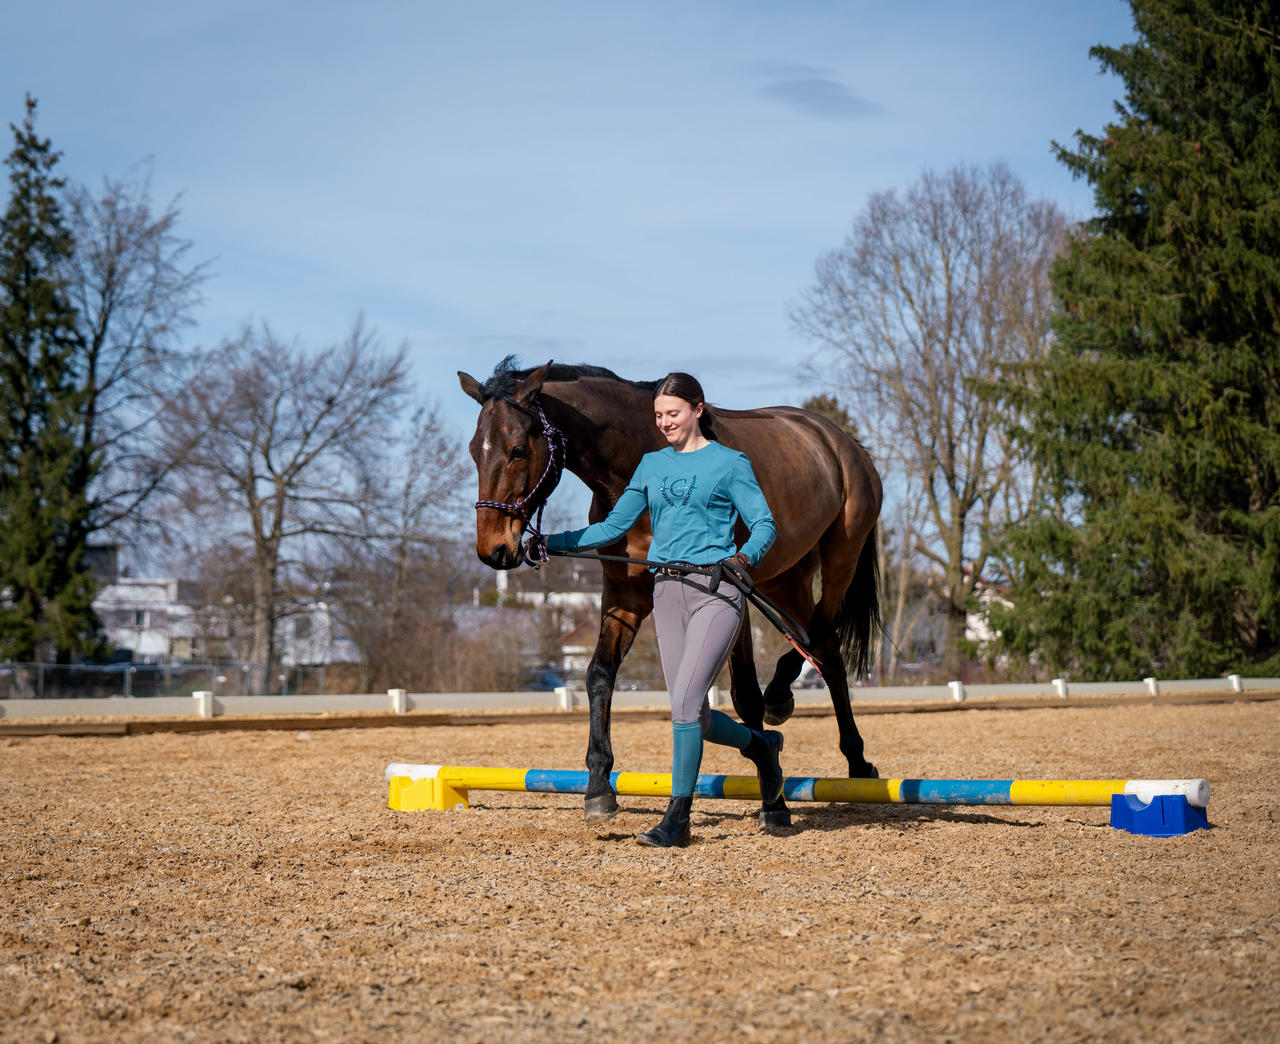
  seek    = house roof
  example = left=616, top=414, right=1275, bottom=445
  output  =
left=558, top=614, right=656, bottom=650
left=558, top=618, right=597, bottom=648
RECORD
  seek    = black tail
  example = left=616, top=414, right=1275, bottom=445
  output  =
left=830, top=523, right=881, bottom=679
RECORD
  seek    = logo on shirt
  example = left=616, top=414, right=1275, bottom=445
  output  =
left=659, top=475, right=697, bottom=507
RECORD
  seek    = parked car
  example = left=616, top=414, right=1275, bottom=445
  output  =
left=516, top=667, right=567, bottom=691
left=796, top=666, right=826, bottom=689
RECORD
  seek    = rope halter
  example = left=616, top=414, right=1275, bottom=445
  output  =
left=474, top=398, right=567, bottom=567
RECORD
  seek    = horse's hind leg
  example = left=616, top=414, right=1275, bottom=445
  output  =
left=813, top=529, right=878, bottom=779
left=812, top=639, right=876, bottom=778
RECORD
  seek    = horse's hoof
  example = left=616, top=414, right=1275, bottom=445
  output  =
left=851, top=761, right=879, bottom=779
left=584, top=793, right=620, bottom=822
left=763, top=697, right=794, bottom=726
left=758, top=805, right=792, bottom=829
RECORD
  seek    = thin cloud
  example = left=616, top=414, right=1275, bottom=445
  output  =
left=748, top=62, right=883, bottom=120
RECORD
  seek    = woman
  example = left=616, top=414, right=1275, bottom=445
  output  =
left=542, top=373, right=784, bottom=848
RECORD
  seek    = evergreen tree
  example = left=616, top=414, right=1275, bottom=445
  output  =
left=990, top=1, right=1280, bottom=678
left=802, top=393, right=861, bottom=442
left=0, top=97, right=100, bottom=661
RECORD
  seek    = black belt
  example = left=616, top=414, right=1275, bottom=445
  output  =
left=547, top=548, right=813, bottom=653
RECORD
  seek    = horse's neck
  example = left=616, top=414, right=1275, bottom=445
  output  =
left=545, top=380, right=656, bottom=502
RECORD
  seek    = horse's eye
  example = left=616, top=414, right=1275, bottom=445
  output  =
left=509, top=445, right=527, bottom=460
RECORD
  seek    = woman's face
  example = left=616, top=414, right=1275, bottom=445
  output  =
left=654, top=394, right=703, bottom=449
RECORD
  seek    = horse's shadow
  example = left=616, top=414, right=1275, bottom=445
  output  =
left=692, top=802, right=1056, bottom=836
left=473, top=800, right=1110, bottom=841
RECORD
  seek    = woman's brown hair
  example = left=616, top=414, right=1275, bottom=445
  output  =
left=653, top=372, right=717, bottom=441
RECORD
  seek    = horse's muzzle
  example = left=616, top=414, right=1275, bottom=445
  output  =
left=479, top=541, right=524, bottom=570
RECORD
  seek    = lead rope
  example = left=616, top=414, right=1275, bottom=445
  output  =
left=474, top=400, right=566, bottom=568
left=544, top=547, right=823, bottom=676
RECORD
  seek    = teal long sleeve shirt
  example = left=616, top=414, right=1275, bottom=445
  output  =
left=546, top=442, right=776, bottom=567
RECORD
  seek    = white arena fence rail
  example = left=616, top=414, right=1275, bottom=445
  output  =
left=0, top=675, right=1275, bottom=720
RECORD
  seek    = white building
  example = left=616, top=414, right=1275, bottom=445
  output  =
left=92, top=578, right=358, bottom=667
left=93, top=578, right=202, bottom=662
left=276, top=603, right=360, bottom=666
left=492, top=564, right=602, bottom=614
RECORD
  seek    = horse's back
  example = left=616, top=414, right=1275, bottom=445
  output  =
left=717, top=405, right=878, bottom=509
left=715, top=405, right=880, bottom=573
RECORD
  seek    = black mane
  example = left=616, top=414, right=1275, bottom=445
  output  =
left=479, top=354, right=658, bottom=402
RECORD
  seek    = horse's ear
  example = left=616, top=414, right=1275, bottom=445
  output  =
left=514, top=360, right=553, bottom=408
left=458, top=371, right=485, bottom=404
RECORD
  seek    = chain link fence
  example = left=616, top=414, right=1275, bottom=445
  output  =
left=0, top=662, right=329, bottom=700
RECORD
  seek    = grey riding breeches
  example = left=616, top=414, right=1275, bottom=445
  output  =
left=652, top=571, right=745, bottom=727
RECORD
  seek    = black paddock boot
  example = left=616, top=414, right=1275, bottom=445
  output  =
left=742, top=729, right=785, bottom=803
left=636, top=796, right=692, bottom=848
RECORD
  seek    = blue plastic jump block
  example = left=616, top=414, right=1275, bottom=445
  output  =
left=1109, top=793, right=1209, bottom=836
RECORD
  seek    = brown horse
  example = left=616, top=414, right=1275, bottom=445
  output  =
left=459, top=358, right=882, bottom=827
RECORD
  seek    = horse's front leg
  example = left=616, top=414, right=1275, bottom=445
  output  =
left=583, top=573, right=652, bottom=822
left=727, top=615, right=764, bottom=729
left=583, top=647, right=620, bottom=821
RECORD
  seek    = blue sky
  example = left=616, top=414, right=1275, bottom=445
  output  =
left=6, top=1, right=1133, bottom=472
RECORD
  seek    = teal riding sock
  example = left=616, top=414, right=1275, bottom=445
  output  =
left=704, top=708, right=752, bottom=751
left=671, top=722, right=704, bottom=796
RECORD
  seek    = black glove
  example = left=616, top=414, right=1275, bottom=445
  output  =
left=713, top=553, right=754, bottom=592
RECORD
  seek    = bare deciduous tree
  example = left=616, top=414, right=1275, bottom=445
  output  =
left=62, top=170, right=208, bottom=545
left=165, top=318, right=409, bottom=692
left=317, top=405, right=473, bottom=691
left=801, top=392, right=928, bottom=681
left=184, top=541, right=257, bottom=663
left=794, top=162, right=1064, bottom=675
left=876, top=484, right=935, bottom=678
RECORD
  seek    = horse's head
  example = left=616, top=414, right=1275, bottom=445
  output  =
left=458, top=360, right=561, bottom=569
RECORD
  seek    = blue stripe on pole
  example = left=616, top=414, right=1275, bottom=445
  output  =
left=694, top=774, right=727, bottom=798
left=898, top=779, right=1015, bottom=804
left=524, top=769, right=591, bottom=794
left=783, top=777, right=817, bottom=802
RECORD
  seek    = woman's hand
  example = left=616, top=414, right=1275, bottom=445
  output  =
left=712, top=552, right=754, bottom=592
left=523, top=534, right=549, bottom=568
